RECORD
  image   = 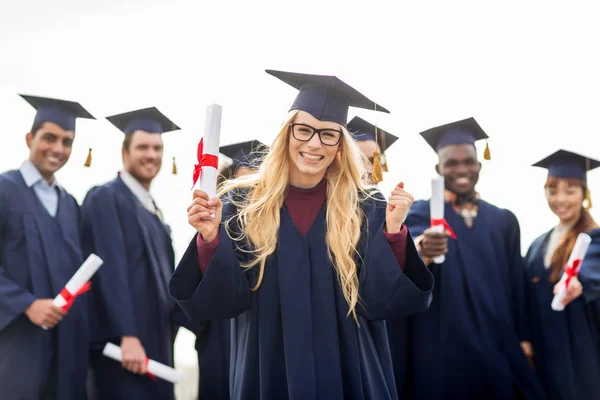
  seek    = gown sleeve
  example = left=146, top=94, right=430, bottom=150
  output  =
left=578, top=228, right=600, bottom=303
left=169, top=196, right=252, bottom=323
left=0, top=182, right=37, bottom=332
left=357, top=194, right=434, bottom=321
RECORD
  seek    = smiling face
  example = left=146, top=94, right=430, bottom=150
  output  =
left=436, top=143, right=481, bottom=196
left=545, top=178, right=585, bottom=225
left=122, top=130, right=164, bottom=187
left=26, top=121, right=74, bottom=182
left=287, top=111, right=341, bottom=188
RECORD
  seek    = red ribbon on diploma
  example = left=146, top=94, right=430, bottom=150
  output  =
left=59, top=281, right=92, bottom=311
left=146, top=358, right=157, bottom=380
left=430, top=218, right=457, bottom=239
left=192, top=138, right=219, bottom=188
left=564, top=259, right=581, bottom=289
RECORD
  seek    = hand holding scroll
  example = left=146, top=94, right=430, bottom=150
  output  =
left=188, top=190, right=222, bottom=242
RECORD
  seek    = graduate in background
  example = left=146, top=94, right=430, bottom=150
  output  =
left=386, top=118, right=545, bottom=400
left=524, top=150, right=600, bottom=400
left=347, top=116, right=398, bottom=186
left=82, top=107, right=180, bottom=400
left=169, top=69, right=434, bottom=399
left=194, top=139, right=268, bottom=400
left=217, top=140, right=269, bottom=184
left=0, top=95, right=95, bottom=399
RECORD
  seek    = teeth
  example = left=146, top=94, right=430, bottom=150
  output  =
left=301, top=152, right=323, bottom=161
left=456, top=177, right=469, bottom=184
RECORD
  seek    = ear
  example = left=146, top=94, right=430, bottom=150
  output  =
left=25, top=132, right=33, bottom=149
left=478, top=161, right=482, bottom=172
left=435, top=164, right=441, bottom=175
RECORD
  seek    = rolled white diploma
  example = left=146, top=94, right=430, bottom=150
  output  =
left=430, top=176, right=445, bottom=264
left=42, top=253, right=103, bottom=330
left=193, top=104, right=222, bottom=201
left=102, top=342, right=183, bottom=383
left=551, top=232, right=592, bottom=311
left=53, top=253, right=103, bottom=309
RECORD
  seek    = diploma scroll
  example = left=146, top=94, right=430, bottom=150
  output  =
left=551, top=232, right=591, bottom=311
left=42, top=253, right=103, bottom=330
left=102, top=342, right=183, bottom=383
left=430, top=176, right=446, bottom=264
left=193, top=104, right=221, bottom=200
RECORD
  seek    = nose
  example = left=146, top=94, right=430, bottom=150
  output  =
left=307, top=133, right=323, bottom=150
left=50, top=141, right=65, bottom=155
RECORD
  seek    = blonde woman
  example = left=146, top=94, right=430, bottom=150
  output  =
left=170, top=70, right=434, bottom=399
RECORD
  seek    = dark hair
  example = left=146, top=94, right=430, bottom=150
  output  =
left=122, top=133, right=134, bottom=152
left=30, top=121, right=46, bottom=137
left=546, top=177, right=598, bottom=283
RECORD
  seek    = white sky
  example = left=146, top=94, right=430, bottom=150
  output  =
left=2, top=1, right=599, bottom=393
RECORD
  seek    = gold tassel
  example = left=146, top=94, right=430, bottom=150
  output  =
left=172, top=157, right=177, bottom=175
left=372, top=124, right=383, bottom=183
left=84, top=148, right=92, bottom=167
left=372, top=150, right=383, bottom=183
left=483, top=140, right=491, bottom=160
left=585, top=188, right=592, bottom=211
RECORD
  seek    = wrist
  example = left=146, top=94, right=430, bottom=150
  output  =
left=200, top=230, right=218, bottom=243
left=385, top=220, right=402, bottom=234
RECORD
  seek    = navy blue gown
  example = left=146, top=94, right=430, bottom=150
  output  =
left=170, top=189, right=434, bottom=400
left=81, top=176, right=179, bottom=400
left=0, top=170, right=89, bottom=400
left=387, top=199, right=546, bottom=400
left=524, top=228, right=600, bottom=400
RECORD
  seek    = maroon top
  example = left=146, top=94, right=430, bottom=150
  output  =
left=197, top=181, right=408, bottom=273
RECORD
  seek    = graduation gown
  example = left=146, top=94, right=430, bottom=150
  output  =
left=81, top=176, right=178, bottom=400
left=191, top=318, right=231, bottom=399
left=170, top=189, right=434, bottom=400
left=524, top=228, right=600, bottom=400
left=0, top=170, right=89, bottom=400
left=387, top=199, right=545, bottom=400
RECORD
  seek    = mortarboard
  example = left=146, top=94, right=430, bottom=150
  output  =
left=347, top=116, right=398, bottom=176
left=348, top=116, right=398, bottom=153
left=419, top=117, right=491, bottom=160
left=20, top=94, right=95, bottom=132
left=532, top=149, right=600, bottom=182
left=266, top=69, right=389, bottom=126
left=106, top=107, right=180, bottom=135
left=220, top=140, right=269, bottom=170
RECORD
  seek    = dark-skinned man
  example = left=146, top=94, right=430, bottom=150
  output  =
left=386, top=118, right=545, bottom=400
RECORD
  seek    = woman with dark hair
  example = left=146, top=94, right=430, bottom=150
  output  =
left=524, top=149, right=600, bottom=400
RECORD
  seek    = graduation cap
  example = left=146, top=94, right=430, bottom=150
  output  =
left=266, top=69, right=389, bottom=127
left=347, top=116, right=398, bottom=181
left=20, top=94, right=95, bottom=132
left=419, top=117, right=491, bottom=160
left=106, top=107, right=180, bottom=173
left=532, top=150, right=600, bottom=181
left=220, top=140, right=269, bottom=171
left=106, top=107, right=180, bottom=135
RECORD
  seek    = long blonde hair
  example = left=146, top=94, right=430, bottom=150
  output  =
left=218, top=110, right=372, bottom=320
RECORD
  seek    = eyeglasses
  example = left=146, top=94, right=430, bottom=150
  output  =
left=290, top=123, right=343, bottom=146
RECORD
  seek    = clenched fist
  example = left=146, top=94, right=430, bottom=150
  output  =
left=188, top=190, right=223, bottom=242
left=386, top=182, right=414, bottom=233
